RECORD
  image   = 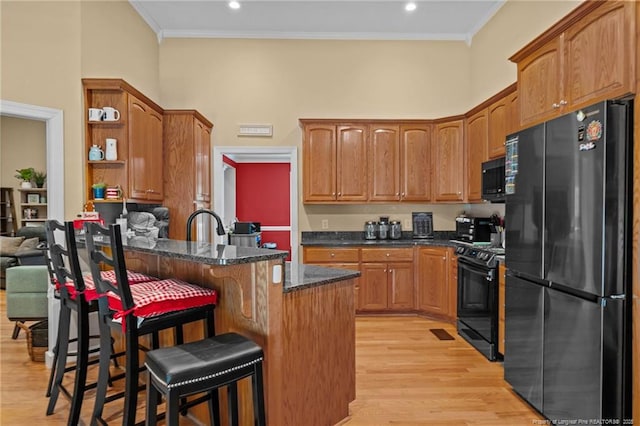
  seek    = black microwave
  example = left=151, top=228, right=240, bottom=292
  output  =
left=482, top=157, right=505, bottom=203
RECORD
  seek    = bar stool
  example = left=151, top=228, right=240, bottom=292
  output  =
left=84, top=222, right=219, bottom=426
left=145, top=333, right=266, bottom=426
left=45, top=220, right=157, bottom=425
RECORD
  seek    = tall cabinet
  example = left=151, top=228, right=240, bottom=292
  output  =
left=82, top=79, right=164, bottom=203
left=163, top=110, right=213, bottom=240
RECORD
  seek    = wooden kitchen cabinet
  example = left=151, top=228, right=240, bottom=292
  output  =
left=163, top=110, right=213, bottom=240
left=498, top=262, right=506, bottom=357
left=301, top=121, right=367, bottom=203
left=128, top=94, right=163, bottom=201
left=487, top=97, right=508, bottom=159
left=506, top=91, right=520, bottom=136
left=511, top=1, right=635, bottom=126
left=465, top=109, right=488, bottom=203
left=368, top=122, right=433, bottom=202
left=416, top=247, right=451, bottom=319
left=83, top=79, right=164, bottom=204
left=360, top=247, right=414, bottom=312
left=368, top=124, right=400, bottom=201
left=303, top=246, right=361, bottom=309
left=400, top=124, right=432, bottom=202
left=433, top=119, right=465, bottom=202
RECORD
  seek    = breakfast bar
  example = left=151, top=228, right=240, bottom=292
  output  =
left=119, top=236, right=359, bottom=426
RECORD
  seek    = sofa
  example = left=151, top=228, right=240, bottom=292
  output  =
left=0, top=226, right=47, bottom=289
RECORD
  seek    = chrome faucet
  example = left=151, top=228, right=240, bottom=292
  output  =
left=185, top=209, right=226, bottom=242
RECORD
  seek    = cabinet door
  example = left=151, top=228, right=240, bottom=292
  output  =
left=337, top=125, right=368, bottom=201
left=488, top=98, right=508, bottom=159
left=360, top=263, right=389, bottom=311
left=303, top=124, right=336, bottom=202
left=129, top=94, right=163, bottom=201
left=466, top=110, right=487, bottom=203
left=369, top=124, right=400, bottom=201
left=417, top=247, right=449, bottom=317
left=194, top=118, right=211, bottom=203
left=433, top=120, right=464, bottom=202
left=400, top=124, right=432, bottom=202
left=563, top=1, right=634, bottom=109
left=518, top=37, right=563, bottom=126
left=506, top=91, right=520, bottom=136
left=388, top=262, right=414, bottom=310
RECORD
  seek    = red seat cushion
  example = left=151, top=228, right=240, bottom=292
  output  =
left=55, top=270, right=157, bottom=302
left=106, top=278, right=218, bottom=322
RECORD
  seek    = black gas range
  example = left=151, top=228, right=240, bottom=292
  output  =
left=453, top=241, right=504, bottom=361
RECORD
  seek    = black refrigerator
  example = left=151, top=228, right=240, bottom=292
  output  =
left=504, top=99, right=633, bottom=422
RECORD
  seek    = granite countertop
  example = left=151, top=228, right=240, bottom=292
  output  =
left=123, top=237, right=289, bottom=265
left=301, top=231, right=457, bottom=247
left=284, top=262, right=360, bottom=293
left=79, top=233, right=289, bottom=266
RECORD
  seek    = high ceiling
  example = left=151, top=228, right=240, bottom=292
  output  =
left=129, top=0, right=505, bottom=44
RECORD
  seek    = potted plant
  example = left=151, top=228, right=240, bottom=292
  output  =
left=33, top=170, right=46, bottom=188
left=14, top=167, right=35, bottom=188
left=91, top=182, right=107, bottom=200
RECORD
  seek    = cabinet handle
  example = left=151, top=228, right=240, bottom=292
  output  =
left=559, top=100, right=568, bottom=106
left=330, top=253, right=335, bottom=257
left=332, top=192, right=336, bottom=196
left=338, top=192, right=341, bottom=196
left=552, top=102, right=560, bottom=109
left=401, top=192, right=405, bottom=197
left=386, top=253, right=390, bottom=257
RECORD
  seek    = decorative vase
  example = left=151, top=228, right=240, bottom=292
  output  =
left=93, top=187, right=105, bottom=200
left=21, top=181, right=32, bottom=189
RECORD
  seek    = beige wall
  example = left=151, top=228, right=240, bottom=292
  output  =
left=469, top=0, right=582, bottom=106
left=1, top=0, right=583, bottom=230
left=0, top=117, right=46, bottom=224
left=1, top=0, right=159, bottom=220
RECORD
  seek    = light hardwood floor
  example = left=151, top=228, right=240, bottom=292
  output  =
left=0, top=292, right=542, bottom=425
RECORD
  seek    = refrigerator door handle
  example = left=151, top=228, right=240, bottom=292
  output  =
left=608, top=294, right=626, bottom=300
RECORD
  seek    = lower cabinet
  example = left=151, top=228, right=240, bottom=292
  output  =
left=360, top=248, right=414, bottom=312
left=416, top=247, right=453, bottom=319
left=303, top=245, right=457, bottom=321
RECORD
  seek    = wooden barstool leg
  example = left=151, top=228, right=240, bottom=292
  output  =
left=47, top=303, right=71, bottom=415
left=253, top=361, right=266, bottom=426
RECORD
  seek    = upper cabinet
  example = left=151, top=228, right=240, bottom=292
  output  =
left=400, top=124, right=432, bottom=202
left=301, top=121, right=367, bottom=203
left=163, top=110, right=213, bottom=240
left=83, top=79, right=164, bottom=203
left=301, top=119, right=432, bottom=204
left=368, top=122, right=433, bottom=202
left=487, top=97, right=508, bottom=159
left=511, top=1, right=635, bottom=126
left=433, top=119, right=465, bottom=202
left=465, top=109, right=488, bottom=203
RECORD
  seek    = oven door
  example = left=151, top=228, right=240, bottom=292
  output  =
left=457, top=257, right=498, bottom=360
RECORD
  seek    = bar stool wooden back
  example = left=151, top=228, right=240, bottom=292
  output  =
left=84, top=222, right=219, bottom=426
left=45, top=219, right=156, bottom=425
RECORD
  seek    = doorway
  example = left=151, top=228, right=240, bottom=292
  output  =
left=0, top=99, right=64, bottom=368
left=213, top=146, right=299, bottom=265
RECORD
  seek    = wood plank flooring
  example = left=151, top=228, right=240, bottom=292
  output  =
left=0, top=292, right=542, bottom=425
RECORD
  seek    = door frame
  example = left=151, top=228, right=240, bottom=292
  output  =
left=0, top=99, right=65, bottom=368
left=213, top=146, right=299, bottom=265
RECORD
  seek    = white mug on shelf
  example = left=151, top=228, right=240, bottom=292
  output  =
left=88, top=108, right=104, bottom=121
left=103, top=107, right=120, bottom=122
left=105, top=138, right=118, bottom=160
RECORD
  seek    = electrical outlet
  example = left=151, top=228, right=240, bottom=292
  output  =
left=321, top=219, right=329, bottom=229
left=403, top=219, right=411, bottom=229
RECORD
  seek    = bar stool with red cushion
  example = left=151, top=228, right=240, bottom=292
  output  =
left=84, top=222, right=219, bottom=426
left=45, top=220, right=157, bottom=425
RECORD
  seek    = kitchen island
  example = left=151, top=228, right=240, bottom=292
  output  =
left=118, top=237, right=360, bottom=426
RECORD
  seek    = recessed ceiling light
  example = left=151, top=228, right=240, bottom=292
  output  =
left=228, top=1, right=240, bottom=10
left=405, top=2, right=417, bottom=12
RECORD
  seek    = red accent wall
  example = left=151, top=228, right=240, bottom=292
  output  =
left=235, top=163, right=290, bottom=226
left=235, top=162, right=291, bottom=260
